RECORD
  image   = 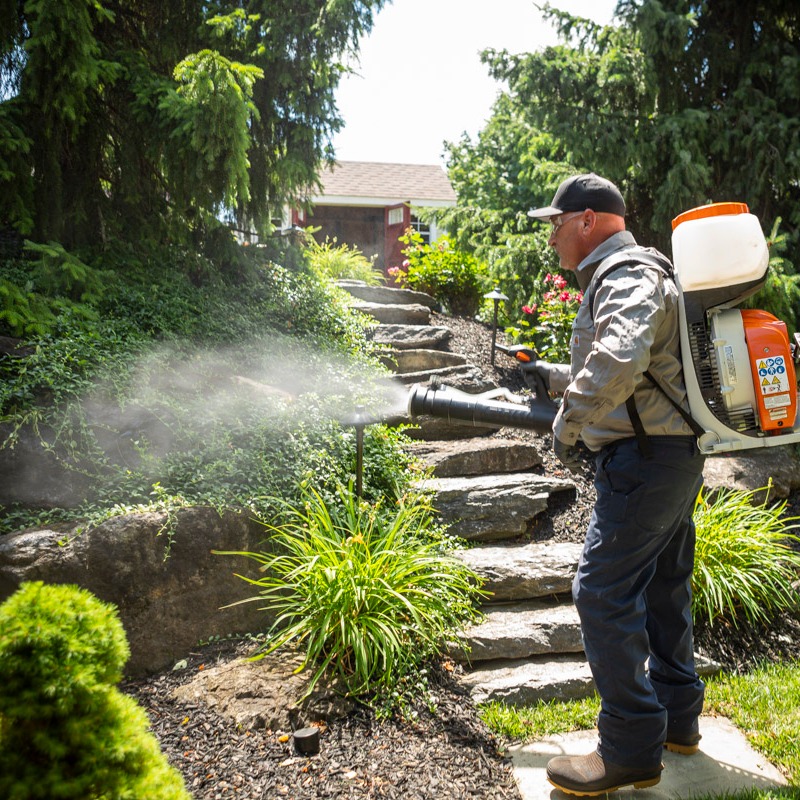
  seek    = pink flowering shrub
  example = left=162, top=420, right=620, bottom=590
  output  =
left=509, top=273, right=583, bottom=363
left=393, top=229, right=489, bottom=315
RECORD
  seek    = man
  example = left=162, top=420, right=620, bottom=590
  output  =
left=527, top=173, right=706, bottom=795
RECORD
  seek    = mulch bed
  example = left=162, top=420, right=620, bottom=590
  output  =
left=122, top=313, right=800, bottom=799
left=124, top=646, right=520, bottom=800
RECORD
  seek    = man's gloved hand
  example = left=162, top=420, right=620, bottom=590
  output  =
left=553, top=436, right=581, bottom=473
left=532, top=361, right=556, bottom=390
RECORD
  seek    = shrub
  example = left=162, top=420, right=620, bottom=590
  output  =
left=306, top=236, right=384, bottom=285
left=216, top=484, right=485, bottom=703
left=395, top=229, right=489, bottom=316
left=692, top=486, right=800, bottom=627
left=0, top=581, right=190, bottom=800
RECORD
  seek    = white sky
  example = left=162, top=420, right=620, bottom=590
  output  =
left=332, top=0, right=618, bottom=166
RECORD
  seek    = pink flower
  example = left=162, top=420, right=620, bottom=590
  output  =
left=388, top=266, right=401, bottom=276
left=522, top=304, right=537, bottom=315
left=545, top=273, right=553, bottom=283
left=543, top=291, right=555, bottom=302
left=560, top=291, right=571, bottom=302
left=553, top=275, right=568, bottom=290
left=575, top=291, right=584, bottom=303
left=402, top=259, right=410, bottom=268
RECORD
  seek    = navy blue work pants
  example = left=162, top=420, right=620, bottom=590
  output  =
left=574, top=436, right=706, bottom=769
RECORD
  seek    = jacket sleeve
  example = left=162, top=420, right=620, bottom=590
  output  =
left=553, top=265, right=668, bottom=445
left=548, top=364, right=572, bottom=395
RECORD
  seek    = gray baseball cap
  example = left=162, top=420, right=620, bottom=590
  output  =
left=528, top=173, right=626, bottom=219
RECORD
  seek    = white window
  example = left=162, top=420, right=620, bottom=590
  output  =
left=387, top=207, right=404, bottom=226
left=410, top=214, right=431, bottom=245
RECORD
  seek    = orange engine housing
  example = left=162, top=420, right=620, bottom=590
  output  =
left=742, top=309, right=798, bottom=431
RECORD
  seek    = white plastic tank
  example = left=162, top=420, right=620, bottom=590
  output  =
left=671, top=202, right=769, bottom=291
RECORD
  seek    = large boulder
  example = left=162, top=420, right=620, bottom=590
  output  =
left=703, top=447, right=800, bottom=503
left=0, top=508, right=271, bottom=677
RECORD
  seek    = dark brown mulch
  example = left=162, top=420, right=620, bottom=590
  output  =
left=123, top=312, right=800, bottom=799
left=124, top=645, right=519, bottom=800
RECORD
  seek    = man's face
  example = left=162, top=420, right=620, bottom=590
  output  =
left=547, top=210, right=587, bottom=271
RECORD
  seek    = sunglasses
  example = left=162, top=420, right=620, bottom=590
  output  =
left=550, top=211, right=585, bottom=234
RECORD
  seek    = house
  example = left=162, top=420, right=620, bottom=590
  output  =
left=291, top=161, right=457, bottom=277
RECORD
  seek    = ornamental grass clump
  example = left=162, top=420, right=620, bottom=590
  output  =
left=218, top=484, right=485, bottom=702
left=306, top=236, right=384, bottom=285
left=0, top=581, right=190, bottom=800
left=692, top=485, right=800, bottom=628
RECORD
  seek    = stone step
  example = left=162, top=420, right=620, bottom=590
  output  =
left=403, top=416, right=500, bottom=442
left=455, top=541, right=583, bottom=602
left=379, top=348, right=467, bottom=374
left=416, top=472, right=575, bottom=542
left=408, top=438, right=543, bottom=479
left=336, top=281, right=437, bottom=309
left=459, top=651, right=724, bottom=707
left=371, top=323, right=452, bottom=351
left=451, top=599, right=583, bottom=663
left=351, top=301, right=431, bottom=325
left=459, top=654, right=595, bottom=706
left=391, top=364, right=495, bottom=389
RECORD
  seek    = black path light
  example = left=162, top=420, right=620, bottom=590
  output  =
left=484, top=287, right=509, bottom=365
left=345, top=405, right=369, bottom=499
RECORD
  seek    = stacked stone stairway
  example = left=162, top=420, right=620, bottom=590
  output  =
left=337, top=280, right=594, bottom=705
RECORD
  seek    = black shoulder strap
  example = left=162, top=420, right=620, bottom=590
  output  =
left=643, top=371, right=706, bottom=439
left=587, top=247, right=674, bottom=322
left=587, top=248, right=704, bottom=454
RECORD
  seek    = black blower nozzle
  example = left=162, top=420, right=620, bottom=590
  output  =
left=407, top=383, right=556, bottom=434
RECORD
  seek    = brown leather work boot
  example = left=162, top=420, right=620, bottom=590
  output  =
left=546, top=750, right=663, bottom=796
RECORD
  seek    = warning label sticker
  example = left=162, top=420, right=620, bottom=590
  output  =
left=764, top=393, right=792, bottom=409
left=723, top=345, right=738, bottom=385
left=756, top=356, right=790, bottom=395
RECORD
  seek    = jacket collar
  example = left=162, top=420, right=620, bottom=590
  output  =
left=575, top=230, right=637, bottom=291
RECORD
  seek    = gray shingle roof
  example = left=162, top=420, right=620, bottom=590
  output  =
left=317, top=161, right=456, bottom=204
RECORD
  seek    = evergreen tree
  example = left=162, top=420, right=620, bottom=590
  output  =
left=445, top=1, right=800, bottom=315
left=0, top=0, right=385, bottom=251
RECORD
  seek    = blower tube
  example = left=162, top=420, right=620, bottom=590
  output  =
left=407, top=383, right=556, bottom=434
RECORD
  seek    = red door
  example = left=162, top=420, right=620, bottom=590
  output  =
left=384, top=203, right=410, bottom=283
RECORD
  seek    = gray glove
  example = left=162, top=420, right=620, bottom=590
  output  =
left=553, top=436, right=581, bottom=473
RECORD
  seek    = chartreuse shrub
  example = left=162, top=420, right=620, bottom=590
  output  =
left=0, top=582, right=190, bottom=800
left=395, top=229, right=489, bottom=315
left=216, top=483, right=485, bottom=707
left=692, top=486, right=800, bottom=628
left=306, top=235, right=384, bottom=286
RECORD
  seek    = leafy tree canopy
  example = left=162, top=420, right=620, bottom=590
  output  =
left=0, top=0, right=385, bottom=252
left=441, top=0, right=800, bottom=327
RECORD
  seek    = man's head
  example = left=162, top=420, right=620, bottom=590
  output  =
left=528, top=173, right=626, bottom=271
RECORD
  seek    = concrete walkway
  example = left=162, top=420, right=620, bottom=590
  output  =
left=509, top=716, right=788, bottom=800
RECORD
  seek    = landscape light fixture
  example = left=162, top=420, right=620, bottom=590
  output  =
left=484, top=287, right=509, bottom=365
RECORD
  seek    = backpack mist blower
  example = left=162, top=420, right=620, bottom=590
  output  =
left=408, top=202, right=800, bottom=454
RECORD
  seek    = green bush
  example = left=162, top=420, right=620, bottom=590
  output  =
left=395, top=229, right=489, bottom=316
left=216, top=484, right=485, bottom=704
left=0, top=582, right=190, bottom=800
left=306, top=235, right=384, bottom=285
left=692, top=486, right=800, bottom=627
